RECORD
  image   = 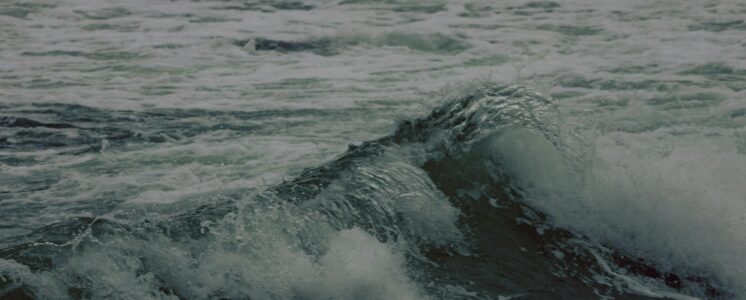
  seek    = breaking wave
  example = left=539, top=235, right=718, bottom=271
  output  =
left=1, top=83, right=742, bottom=299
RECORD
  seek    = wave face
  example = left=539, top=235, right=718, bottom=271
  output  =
left=2, top=83, right=737, bottom=299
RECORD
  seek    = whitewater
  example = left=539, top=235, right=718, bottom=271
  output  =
left=1, top=0, right=745, bottom=299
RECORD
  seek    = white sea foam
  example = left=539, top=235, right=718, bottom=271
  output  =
left=53, top=227, right=425, bottom=300
left=484, top=110, right=746, bottom=295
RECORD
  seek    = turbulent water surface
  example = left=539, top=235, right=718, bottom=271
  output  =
left=1, top=0, right=746, bottom=299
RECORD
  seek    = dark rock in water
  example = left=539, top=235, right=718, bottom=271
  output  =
left=216, top=0, right=314, bottom=11
left=525, top=1, right=561, bottom=9
left=255, top=38, right=332, bottom=52
left=235, top=38, right=338, bottom=56
left=236, top=32, right=469, bottom=56
left=270, top=1, right=314, bottom=11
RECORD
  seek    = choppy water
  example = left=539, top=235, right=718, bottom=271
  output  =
left=1, top=0, right=746, bottom=299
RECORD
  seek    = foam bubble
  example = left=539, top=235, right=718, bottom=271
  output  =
left=54, top=225, right=425, bottom=300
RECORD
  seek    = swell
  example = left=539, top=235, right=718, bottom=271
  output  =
left=0, top=84, right=725, bottom=299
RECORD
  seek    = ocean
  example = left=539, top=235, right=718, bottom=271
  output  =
left=1, top=0, right=745, bottom=299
